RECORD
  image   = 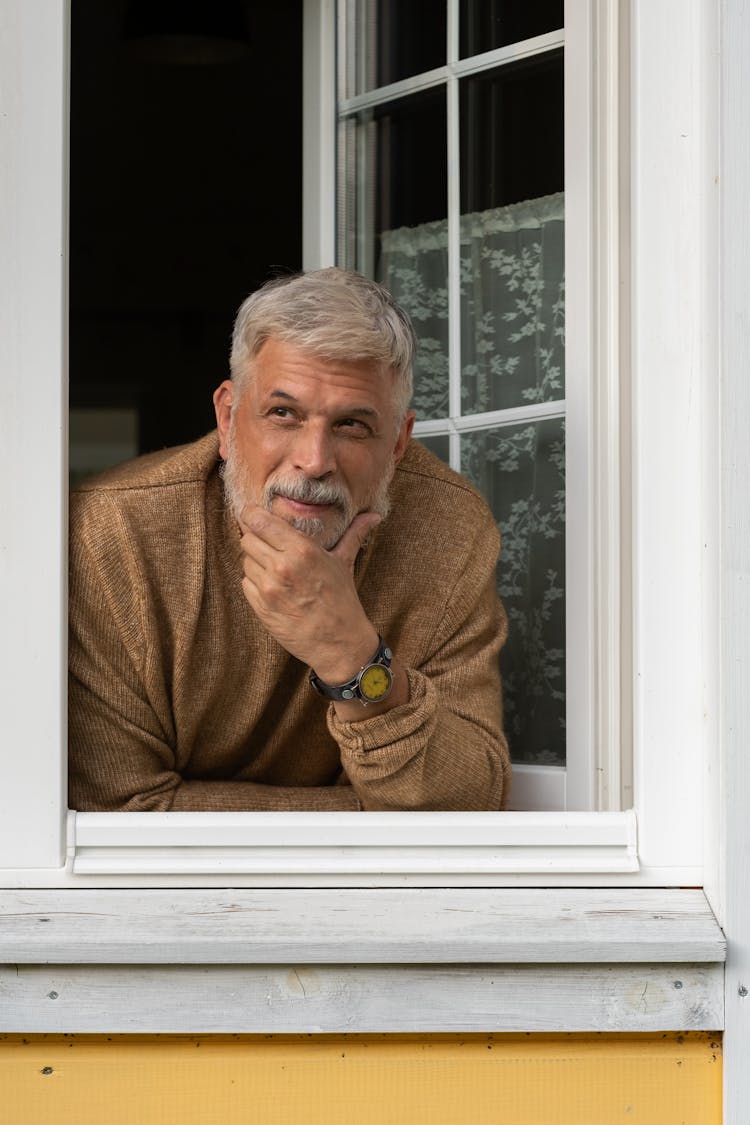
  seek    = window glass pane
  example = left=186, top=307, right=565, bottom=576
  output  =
left=416, top=433, right=450, bottom=463
left=372, top=90, right=447, bottom=232
left=459, top=52, right=564, bottom=414
left=343, top=89, right=449, bottom=421
left=459, top=0, right=563, bottom=58
left=461, top=419, right=566, bottom=766
left=460, top=52, right=563, bottom=213
left=460, top=193, right=564, bottom=414
left=379, top=216, right=450, bottom=421
left=349, top=0, right=446, bottom=95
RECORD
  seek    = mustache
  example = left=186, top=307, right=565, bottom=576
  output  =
left=264, top=475, right=352, bottom=512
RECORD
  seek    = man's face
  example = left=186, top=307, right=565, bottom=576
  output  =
left=214, top=338, right=414, bottom=549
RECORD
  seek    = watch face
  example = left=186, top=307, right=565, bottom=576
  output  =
left=359, top=663, right=393, bottom=702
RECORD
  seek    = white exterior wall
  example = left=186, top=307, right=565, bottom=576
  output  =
left=1, top=1, right=749, bottom=1116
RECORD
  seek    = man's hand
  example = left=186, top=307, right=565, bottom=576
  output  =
left=238, top=504, right=382, bottom=685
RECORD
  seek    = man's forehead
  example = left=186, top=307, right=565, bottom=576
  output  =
left=248, top=339, right=395, bottom=404
left=253, top=336, right=383, bottom=373
left=265, top=387, right=380, bottom=418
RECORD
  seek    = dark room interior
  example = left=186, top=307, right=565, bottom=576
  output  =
left=69, top=0, right=303, bottom=474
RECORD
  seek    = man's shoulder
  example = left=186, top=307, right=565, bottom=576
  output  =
left=373, top=441, right=499, bottom=594
left=72, top=431, right=221, bottom=497
left=69, top=433, right=225, bottom=556
left=394, top=440, right=493, bottom=522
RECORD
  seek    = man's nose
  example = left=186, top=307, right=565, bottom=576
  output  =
left=291, top=423, right=336, bottom=479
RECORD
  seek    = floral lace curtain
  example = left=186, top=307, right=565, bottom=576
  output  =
left=378, top=193, right=566, bottom=766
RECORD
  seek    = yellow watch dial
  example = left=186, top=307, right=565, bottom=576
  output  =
left=359, top=663, right=392, bottom=702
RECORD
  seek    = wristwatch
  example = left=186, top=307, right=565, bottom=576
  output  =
left=309, top=636, right=394, bottom=705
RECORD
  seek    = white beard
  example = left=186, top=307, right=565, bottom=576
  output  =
left=221, top=424, right=393, bottom=550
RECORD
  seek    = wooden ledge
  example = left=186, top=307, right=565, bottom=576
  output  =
left=0, top=887, right=725, bottom=965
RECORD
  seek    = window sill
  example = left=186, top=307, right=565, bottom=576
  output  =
left=69, top=809, right=638, bottom=879
left=0, top=886, right=725, bottom=1034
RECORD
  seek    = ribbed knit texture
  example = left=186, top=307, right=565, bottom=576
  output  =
left=69, top=433, right=510, bottom=811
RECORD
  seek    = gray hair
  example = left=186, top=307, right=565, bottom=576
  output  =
left=229, top=268, right=416, bottom=420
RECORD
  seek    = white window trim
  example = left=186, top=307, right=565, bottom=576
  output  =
left=719, top=0, right=750, bottom=1114
left=0, top=0, right=69, bottom=873
left=0, top=0, right=716, bottom=893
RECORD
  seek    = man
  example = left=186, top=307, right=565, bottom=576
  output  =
left=69, top=268, right=510, bottom=811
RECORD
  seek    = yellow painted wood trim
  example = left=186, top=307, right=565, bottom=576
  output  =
left=0, top=1033, right=722, bottom=1125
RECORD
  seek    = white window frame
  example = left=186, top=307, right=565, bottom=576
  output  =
left=0, top=0, right=717, bottom=890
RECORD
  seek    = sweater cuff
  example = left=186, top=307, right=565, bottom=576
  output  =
left=326, top=668, right=437, bottom=759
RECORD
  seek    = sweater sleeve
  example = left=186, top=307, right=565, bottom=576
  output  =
left=328, top=519, right=511, bottom=811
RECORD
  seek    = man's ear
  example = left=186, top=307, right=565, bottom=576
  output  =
left=213, top=380, right=234, bottom=460
left=392, top=410, right=416, bottom=465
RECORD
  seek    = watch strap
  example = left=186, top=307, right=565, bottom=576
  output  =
left=309, top=636, right=393, bottom=702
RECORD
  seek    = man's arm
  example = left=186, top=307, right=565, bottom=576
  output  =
left=237, top=505, right=411, bottom=716
left=68, top=671, right=361, bottom=812
left=330, top=546, right=509, bottom=811
left=237, top=504, right=509, bottom=812
left=68, top=487, right=360, bottom=812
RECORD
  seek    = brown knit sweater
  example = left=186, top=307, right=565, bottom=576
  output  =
left=68, top=433, right=510, bottom=811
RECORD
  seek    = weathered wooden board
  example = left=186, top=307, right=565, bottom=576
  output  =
left=0, top=962, right=723, bottom=1033
left=0, top=888, right=725, bottom=964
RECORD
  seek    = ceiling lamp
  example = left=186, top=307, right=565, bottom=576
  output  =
left=123, top=0, right=251, bottom=65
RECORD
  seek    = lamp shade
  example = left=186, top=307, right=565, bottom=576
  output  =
left=122, top=0, right=251, bottom=65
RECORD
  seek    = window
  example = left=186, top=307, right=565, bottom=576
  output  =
left=0, top=0, right=713, bottom=887
left=336, top=0, right=569, bottom=809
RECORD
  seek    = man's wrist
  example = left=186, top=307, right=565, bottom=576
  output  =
left=310, top=633, right=394, bottom=705
left=308, top=626, right=380, bottom=687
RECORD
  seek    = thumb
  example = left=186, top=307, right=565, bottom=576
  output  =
left=331, top=512, right=382, bottom=567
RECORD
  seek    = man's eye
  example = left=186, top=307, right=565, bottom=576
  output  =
left=268, top=407, right=295, bottom=420
left=338, top=418, right=372, bottom=435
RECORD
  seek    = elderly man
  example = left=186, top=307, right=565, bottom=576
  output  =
left=69, top=268, right=510, bottom=811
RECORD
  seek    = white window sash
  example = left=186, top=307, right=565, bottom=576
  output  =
left=302, top=0, right=336, bottom=269
left=0, top=0, right=716, bottom=891
left=331, top=0, right=614, bottom=813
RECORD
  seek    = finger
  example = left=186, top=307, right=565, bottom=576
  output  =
left=239, top=504, right=313, bottom=552
left=330, top=512, right=382, bottom=568
left=239, top=526, right=278, bottom=572
left=239, top=545, right=269, bottom=584
left=241, top=573, right=267, bottom=616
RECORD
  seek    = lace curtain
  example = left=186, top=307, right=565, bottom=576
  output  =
left=378, top=193, right=566, bottom=765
